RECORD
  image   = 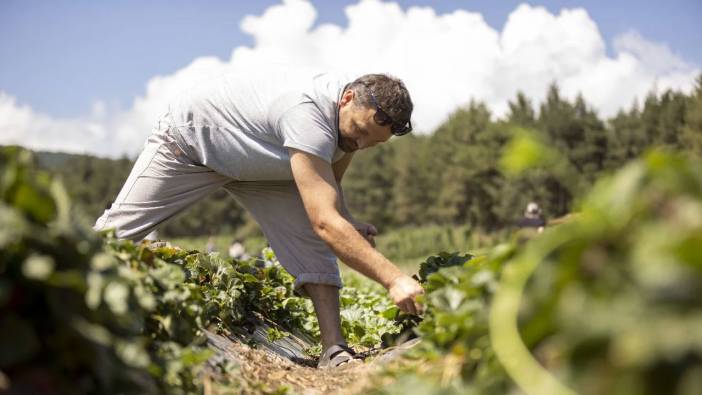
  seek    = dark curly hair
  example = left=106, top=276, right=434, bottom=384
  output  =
left=347, top=74, right=413, bottom=132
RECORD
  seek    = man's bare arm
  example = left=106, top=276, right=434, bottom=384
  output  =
left=289, top=149, right=422, bottom=313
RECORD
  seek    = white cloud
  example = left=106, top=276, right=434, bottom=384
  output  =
left=614, top=30, right=692, bottom=75
left=0, top=92, right=113, bottom=156
left=0, top=0, right=699, bottom=157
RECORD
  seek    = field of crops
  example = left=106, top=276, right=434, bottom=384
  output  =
left=2, top=141, right=702, bottom=395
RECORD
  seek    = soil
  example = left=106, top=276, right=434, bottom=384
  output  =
left=202, top=329, right=421, bottom=395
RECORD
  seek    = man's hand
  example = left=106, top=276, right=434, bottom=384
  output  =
left=388, top=275, right=424, bottom=315
left=354, top=222, right=378, bottom=247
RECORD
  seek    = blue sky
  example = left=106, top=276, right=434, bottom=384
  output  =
left=1, top=0, right=700, bottom=157
left=1, top=0, right=700, bottom=119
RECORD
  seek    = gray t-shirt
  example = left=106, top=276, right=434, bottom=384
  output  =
left=166, top=68, right=351, bottom=181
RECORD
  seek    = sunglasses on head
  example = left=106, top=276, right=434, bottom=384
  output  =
left=360, top=83, right=412, bottom=136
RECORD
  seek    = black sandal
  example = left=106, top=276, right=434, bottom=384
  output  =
left=317, top=344, right=362, bottom=368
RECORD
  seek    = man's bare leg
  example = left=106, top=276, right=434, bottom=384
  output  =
left=303, top=283, right=346, bottom=351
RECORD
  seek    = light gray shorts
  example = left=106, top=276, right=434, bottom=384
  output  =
left=94, top=119, right=342, bottom=295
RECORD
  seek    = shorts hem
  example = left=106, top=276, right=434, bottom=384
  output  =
left=294, top=273, right=343, bottom=297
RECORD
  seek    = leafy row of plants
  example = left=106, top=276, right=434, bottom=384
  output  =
left=5, top=141, right=701, bottom=395
left=0, top=147, right=402, bottom=394
left=1, top=147, right=162, bottom=395
left=372, top=149, right=702, bottom=395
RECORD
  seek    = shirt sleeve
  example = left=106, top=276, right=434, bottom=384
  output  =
left=277, top=103, right=337, bottom=164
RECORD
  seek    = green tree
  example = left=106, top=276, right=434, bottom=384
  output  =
left=681, top=75, right=702, bottom=156
left=535, top=84, right=585, bottom=215
left=429, top=102, right=506, bottom=229
left=571, top=94, right=608, bottom=184
left=390, top=135, right=434, bottom=227
left=344, top=143, right=397, bottom=228
left=606, top=102, right=647, bottom=168
left=506, top=91, right=536, bottom=128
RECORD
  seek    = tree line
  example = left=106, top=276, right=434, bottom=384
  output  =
left=345, top=76, right=702, bottom=231
left=34, top=76, right=702, bottom=237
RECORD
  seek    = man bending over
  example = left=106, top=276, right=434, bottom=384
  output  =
left=94, top=68, right=424, bottom=368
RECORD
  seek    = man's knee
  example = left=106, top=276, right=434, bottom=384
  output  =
left=294, top=273, right=342, bottom=298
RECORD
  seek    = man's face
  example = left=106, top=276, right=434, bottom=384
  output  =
left=337, top=89, right=393, bottom=153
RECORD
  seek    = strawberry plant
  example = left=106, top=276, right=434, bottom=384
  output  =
left=372, top=150, right=702, bottom=395
left=0, top=146, right=405, bottom=394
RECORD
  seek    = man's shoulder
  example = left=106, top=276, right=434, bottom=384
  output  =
left=275, top=69, right=355, bottom=126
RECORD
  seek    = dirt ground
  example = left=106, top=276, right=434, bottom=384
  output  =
left=203, top=330, right=420, bottom=395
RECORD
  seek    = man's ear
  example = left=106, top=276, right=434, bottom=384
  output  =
left=339, top=89, right=354, bottom=108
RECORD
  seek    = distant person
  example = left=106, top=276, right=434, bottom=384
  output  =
left=516, top=202, right=546, bottom=233
left=205, top=236, right=217, bottom=253
left=92, top=67, right=421, bottom=368
left=228, top=239, right=246, bottom=260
